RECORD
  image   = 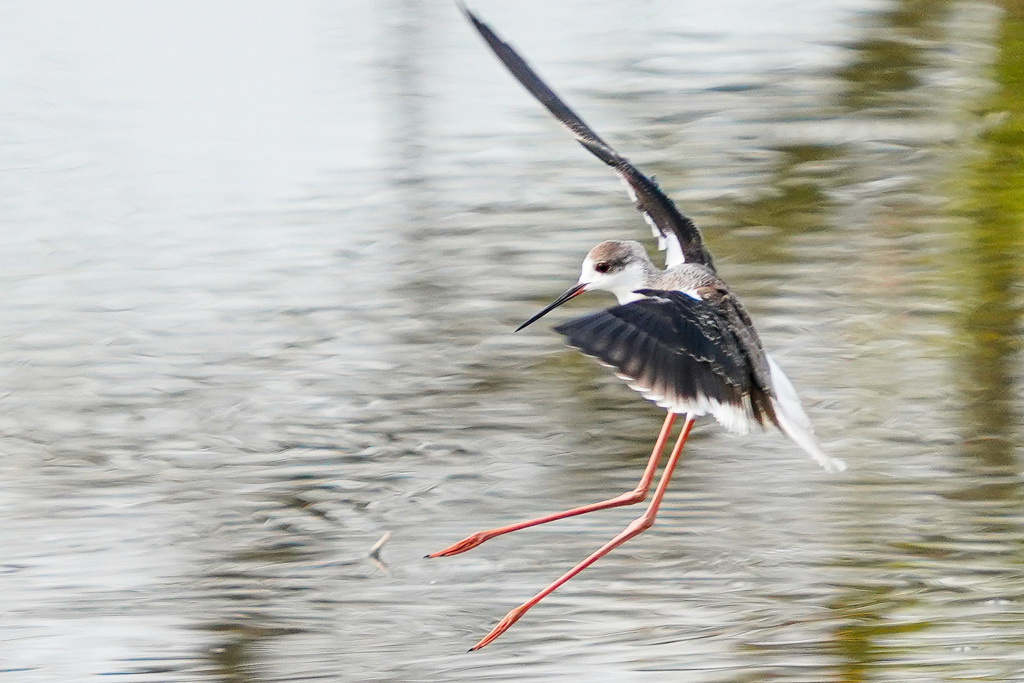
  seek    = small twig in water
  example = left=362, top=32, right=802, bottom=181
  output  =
left=368, top=531, right=391, bottom=576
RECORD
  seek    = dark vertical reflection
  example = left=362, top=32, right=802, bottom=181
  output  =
left=826, top=585, right=930, bottom=682
left=952, top=3, right=1024, bottom=473
left=383, top=0, right=431, bottom=230
left=376, top=0, right=458, bottom=316
left=716, top=144, right=844, bottom=265
left=936, top=24, right=1024, bottom=673
left=836, top=0, right=953, bottom=113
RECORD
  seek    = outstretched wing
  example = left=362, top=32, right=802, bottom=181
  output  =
left=462, top=5, right=714, bottom=272
left=553, top=290, right=775, bottom=433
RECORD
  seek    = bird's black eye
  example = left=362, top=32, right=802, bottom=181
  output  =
left=594, top=262, right=611, bottom=274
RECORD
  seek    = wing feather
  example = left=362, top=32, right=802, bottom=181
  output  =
left=554, top=291, right=776, bottom=430
left=462, top=5, right=714, bottom=271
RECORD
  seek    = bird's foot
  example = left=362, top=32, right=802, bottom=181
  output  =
left=426, top=531, right=490, bottom=558
left=469, top=604, right=528, bottom=651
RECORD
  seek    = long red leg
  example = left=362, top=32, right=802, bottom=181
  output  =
left=429, top=413, right=677, bottom=558
left=469, top=414, right=696, bottom=651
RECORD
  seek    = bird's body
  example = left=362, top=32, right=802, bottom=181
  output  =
left=553, top=240, right=777, bottom=432
left=431, top=5, right=844, bottom=651
left=529, top=238, right=842, bottom=470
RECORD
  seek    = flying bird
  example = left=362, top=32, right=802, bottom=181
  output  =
left=431, top=5, right=845, bottom=651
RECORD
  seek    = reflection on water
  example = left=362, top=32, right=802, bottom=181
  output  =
left=954, top=3, right=1024, bottom=473
left=2, top=0, right=1024, bottom=681
left=837, top=0, right=955, bottom=113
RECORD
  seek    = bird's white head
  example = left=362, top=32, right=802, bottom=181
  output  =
left=578, top=240, right=655, bottom=304
left=516, top=240, right=656, bottom=332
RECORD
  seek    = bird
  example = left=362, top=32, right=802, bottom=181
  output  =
left=430, top=5, right=846, bottom=651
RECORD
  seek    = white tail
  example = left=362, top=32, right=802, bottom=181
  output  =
left=767, top=355, right=846, bottom=473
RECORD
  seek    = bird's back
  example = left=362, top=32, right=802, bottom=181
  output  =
left=653, top=264, right=776, bottom=408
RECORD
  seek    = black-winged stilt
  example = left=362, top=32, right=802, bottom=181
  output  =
left=431, top=5, right=845, bottom=651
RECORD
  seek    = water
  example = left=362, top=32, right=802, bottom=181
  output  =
left=2, top=0, right=1023, bottom=681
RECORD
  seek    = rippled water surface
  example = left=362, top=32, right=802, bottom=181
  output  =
left=3, top=1, right=1024, bottom=681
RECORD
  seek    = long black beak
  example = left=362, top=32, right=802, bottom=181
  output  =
left=515, top=283, right=587, bottom=332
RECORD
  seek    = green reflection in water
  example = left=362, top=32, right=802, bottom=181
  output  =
left=716, top=1, right=1022, bottom=681
left=837, top=0, right=954, bottom=113
left=827, top=585, right=931, bottom=682
left=715, top=144, right=845, bottom=266
left=953, top=3, right=1024, bottom=472
left=821, top=4, right=1024, bottom=682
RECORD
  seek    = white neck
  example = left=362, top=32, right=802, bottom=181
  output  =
left=613, top=288, right=648, bottom=304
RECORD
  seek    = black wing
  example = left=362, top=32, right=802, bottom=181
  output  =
left=553, top=290, right=776, bottom=430
left=461, top=5, right=715, bottom=272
